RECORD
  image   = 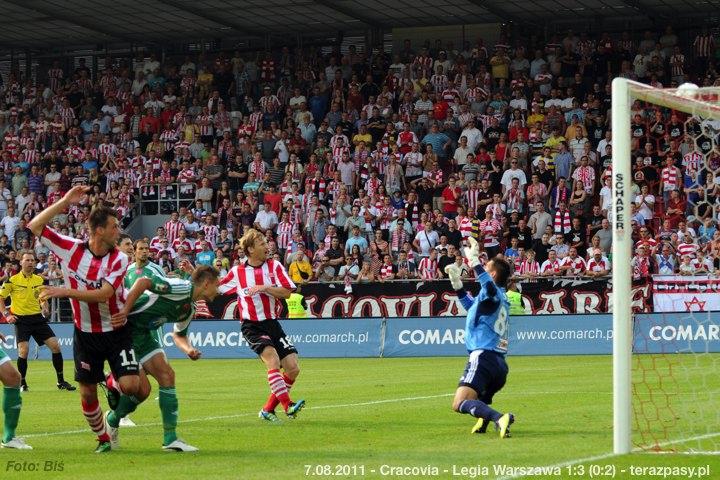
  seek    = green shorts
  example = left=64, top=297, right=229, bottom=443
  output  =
left=0, top=347, right=10, bottom=366
left=132, top=326, right=165, bottom=365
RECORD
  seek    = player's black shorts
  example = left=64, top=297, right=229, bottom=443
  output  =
left=73, top=326, right=139, bottom=384
left=241, top=319, right=298, bottom=360
left=458, top=349, right=509, bottom=405
left=15, top=315, right=56, bottom=344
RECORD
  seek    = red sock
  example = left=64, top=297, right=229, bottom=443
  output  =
left=263, top=374, right=294, bottom=413
left=267, top=369, right=292, bottom=411
left=106, top=373, right=121, bottom=393
left=81, top=399, right=110, bottom=443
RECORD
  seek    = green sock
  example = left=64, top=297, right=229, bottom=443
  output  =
left=159, top=387, right=178, bottom=445
left=2, top=386, right=22, bottom=443
left=107, top=395, right=140, bottom=428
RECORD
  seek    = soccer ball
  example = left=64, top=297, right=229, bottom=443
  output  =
left=676, top=82, right=699, bottom=98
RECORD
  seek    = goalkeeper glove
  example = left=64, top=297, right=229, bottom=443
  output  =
left=465, top=237, right=482, bottom=268
left=444, top=264, right=463, bottom=290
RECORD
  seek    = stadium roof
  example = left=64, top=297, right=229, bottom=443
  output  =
left=0, top=0, right=717, bottom=49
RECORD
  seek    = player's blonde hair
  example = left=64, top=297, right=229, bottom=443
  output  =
left=239, top=228, right=264, bottom=256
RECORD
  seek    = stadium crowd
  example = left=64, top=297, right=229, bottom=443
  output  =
left=0, top=26, right=718, bottom=285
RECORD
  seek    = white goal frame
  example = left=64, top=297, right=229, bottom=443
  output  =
left=611, top=78, right=720, bottom=454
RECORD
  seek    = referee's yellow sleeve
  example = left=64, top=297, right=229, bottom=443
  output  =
left=0, top=281, right=12, bottom=299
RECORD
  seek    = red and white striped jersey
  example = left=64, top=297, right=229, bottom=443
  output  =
left=457, top=216, right=473, bottom=239
left=478, top=219, right=501, bottom=247
left=59, top=106, right=76, bottom=129
left=249, top=159, right=266, bottom=178
left=661, top=166, right=680, bottom=190
left=379, top=263, right=394, bottom=280
left=541, top=259, right=561, bottom=274
left=165, top=220, right=183, bottom=244
left=196, top=114, right=214, bottom=136
left=694, top=34, right=715, bottom=57
left=418, top=257, right=438, bottom=280
left=414, top=55, right=433, bottom=72
left=249, top=112, right=263, bottom=131
left=98, top=143, right=117, bottom=158
left=587, top=257, right=610, bottom=272
left=683, top=151, right=702, bottom=175
left=465, top=87, right=488, bottom=104
left=149, top=236, right=165, bottom=251
left=172, top=238, right=194, bottom=253
left=40, top=226, right=128, bottom=333
left=276, top=221, right=294, bottom=250
left=22, top=149, right=39, bottom=164
left=430, top=74, right=448, bottom=92
left=636, top=237, right=659, bottom=252
left=669, top=54, right=685, bottom=77
left=464, top=188, right=481, bottom=213
left=214, top=111, right=231, bottom=133
left=561, top=256, right=586, bottom=275
left=218, top=259, right=296, bottom=322
left=305, top=177, right=326, bottom=201
left=64, top=146, right=84, bottom=161
left=48, top=68, right=64, bottom=91
left=160, top=130, right=178, bottom=152
left=677, top=242, right=699, bottom=258
left=259, top=95, right=280, bottom=112
left=441, top=88, right=459, bottom=103
left=519, top=260, right=540, bottom=275
left=332, top=145, right=350, bottom=163
left=202, top=225, right=219, bottom=247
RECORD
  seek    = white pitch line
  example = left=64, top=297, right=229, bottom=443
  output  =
left=22, top=389, right=707, bottom=439
left=23, top=393, right=454, bottom=439
left=495, top=431, right=720, bottom=480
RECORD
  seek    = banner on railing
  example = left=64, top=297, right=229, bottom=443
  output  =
left=205, top=278, right=652, bottom=319
left=4, top=312, right=716, bottom=360
left=652, top=275, right=720, bottom=312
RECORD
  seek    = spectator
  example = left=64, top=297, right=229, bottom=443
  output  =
left=288, top=251, right=313, bottom=284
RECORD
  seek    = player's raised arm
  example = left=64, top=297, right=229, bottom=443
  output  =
left=28, top=186, right=91, bottom=236
left=445, top=263, right=474, bottom=311
left=39, top=282, right=116, bottom=304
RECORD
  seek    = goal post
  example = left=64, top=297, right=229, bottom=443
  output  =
left=611, top=77, right=633, bottom=455
left=612, top=78, right=720, bottom=455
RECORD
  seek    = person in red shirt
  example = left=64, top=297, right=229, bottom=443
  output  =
left=441, top=176, right=462, bottom=219
left=139, top=110, right=161, bottom=134
left=664, top=189, right=686, bottom=230
left=263, top=184, right=283, bottom=214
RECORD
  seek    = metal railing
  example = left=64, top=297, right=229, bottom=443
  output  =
left=135, top=182, right=199, bottom=215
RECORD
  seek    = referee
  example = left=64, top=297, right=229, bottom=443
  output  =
left=0, top=252, right=75, bottom=392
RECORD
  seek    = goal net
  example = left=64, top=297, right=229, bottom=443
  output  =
left=612, top=79, right=720, bottom=455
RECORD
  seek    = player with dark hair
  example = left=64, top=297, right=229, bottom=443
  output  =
left=0, top=251, right=75, bottom=392
left=219, top=228, right=305, bottom=423
left=30, top=186, right=140, bottom=453
left=105, top=245, right=220, bottom=452
left=445, top=238, right=514, bottom=438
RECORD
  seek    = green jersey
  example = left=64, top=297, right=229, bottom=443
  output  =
left=125, top=261, right=194, bottom=335
left=125, top=261, right=167, bottom=287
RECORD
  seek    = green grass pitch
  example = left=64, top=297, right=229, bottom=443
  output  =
left=1, top=355, right=718, bottom=480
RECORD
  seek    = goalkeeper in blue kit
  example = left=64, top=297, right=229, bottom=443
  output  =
left=445, top=237, right=514, bottom=438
